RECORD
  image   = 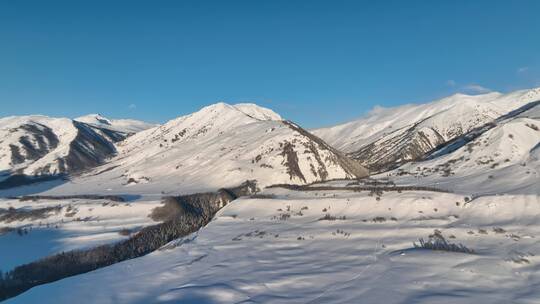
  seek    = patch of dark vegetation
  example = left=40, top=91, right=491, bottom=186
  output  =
left=118, top=228, right=132, bottom=236
left=493, top=227, right=506, bottom=234
left=282, top=121, right=368, bottom=179
left=333, top=229, right=350, bottom=237
left=16, top=195, right=126, bottom=202
left=232, top=230, right=267, bottom=241
left=318, top=214, right=346, bottom=221
left=507, top=251, right=533, bottom=264
left=0, top=180, right=257, bottom=301
left=358, top=178, right=396, bottom=187
left=280, top=141, right=306, bottom=183
left=87, top=165, right=121, bottom=176
left=249, top=193, right=276, bottom=199
left=273, top=213, right=291, bottom=221
left=371, top=216, right=387, bottom=223
left=267, top=184, right=450, bottom=193
left=478, top=229, right=488, bottom=235
left=526, top=123, right=539, bottom=131
left=413, top=230, right=474, bottom=254
left=0, top=206, right=62, bottom=223
left=64, top=205, right=78, bottom=217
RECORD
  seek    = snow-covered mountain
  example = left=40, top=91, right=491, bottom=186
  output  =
left=0, top=115, right=136, bottom=187
left=43, top=103, right=367, bottom=195
left=3, top=94, right=540, bottom=304
left=314, top=88, right=540, bottom=172
left=386, top=98, right=540, bottom=195
left=75, top=114, right=156, bottom=133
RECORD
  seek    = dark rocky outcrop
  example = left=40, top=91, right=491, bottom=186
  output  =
left=1, top=121, right=130, bottom=190
left=282, top=121, right=369, bottom=179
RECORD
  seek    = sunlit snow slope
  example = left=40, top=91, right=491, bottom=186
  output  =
left=314, top=88, right=540, bottom=171
left=386, top=98, right=540, bottom=195
left=10, top=187, right=540, bottom=304
left=40, top=103, right=367, bottom=195
left=75, top=114, right=156, bottom=134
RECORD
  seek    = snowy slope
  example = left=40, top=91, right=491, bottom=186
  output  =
left=385, top=100, right=540, bottom=195
left=0, top=196, right=159, bottom=271
left=9, top=186, right=540, bottom=304
left=314, top=88, right=540, bottom=171
left=39, top=103, right=367, bottom=196
left=75, top=114, right=156, bottom=134
left=0, top=115, right=133, bottom=187
left=2, top=97, right=540, bottom=304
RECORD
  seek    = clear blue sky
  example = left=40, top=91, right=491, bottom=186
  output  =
left=1, top=0, right=539, bottom=128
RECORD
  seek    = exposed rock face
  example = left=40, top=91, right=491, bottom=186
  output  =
left=314, top=88, right=540, bottom=172
left=280, top=141, right=307, bottom=183
left=52, top=103, right=368, bottom=195
left=60, top=121, right=122, bottom=173
left=349, top=124, right=447, bottom=172
left=0, top=116, right=135, bottom=189
left=283, top=121, right=369, bottom=178
left=387, top=100, right=540, bottom=195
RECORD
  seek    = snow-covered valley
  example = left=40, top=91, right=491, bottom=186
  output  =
left=6, top=186, right=540, bottom=304
left=1, top=88, right=540, bottom=303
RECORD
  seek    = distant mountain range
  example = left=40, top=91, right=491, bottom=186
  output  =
left=0, top=115, right=154, bottom=188
left=1, top=87, right=539, bottom=194
left=0, top=103, right=367, bottom=193
left=314, top=88, right=540, bottom=172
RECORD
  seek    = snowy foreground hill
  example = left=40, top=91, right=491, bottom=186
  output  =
left=1, top=90, right=540, bottom=303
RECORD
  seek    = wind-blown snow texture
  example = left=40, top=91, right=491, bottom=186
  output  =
left=8, top=187, right=540, bottom=304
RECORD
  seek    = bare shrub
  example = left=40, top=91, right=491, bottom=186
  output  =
left=414, top=234, right=474, bottom=254
left=118, top=229, right=132, bottom=236
left=318, top=214, right=346, bottom=221
left=526, top=123, right=539, bottom=131
left=493, top=227, right=506, bottom=234
left=372, top=216, right=386, bottom=223
left=0, top=206, right=62, bottom=223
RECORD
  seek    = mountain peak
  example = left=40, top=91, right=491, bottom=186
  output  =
left=76, top=114, right=112, bottom=126
left=196, top=102, right=281, bottom=121
left=233, top=103, right=282, bottom=121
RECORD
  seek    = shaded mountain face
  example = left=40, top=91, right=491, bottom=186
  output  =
left=314, top=88, right=540, bottom=172
left=0, top=116, right=137, bottom=188
left=45, top=103, right=367, bottom=195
